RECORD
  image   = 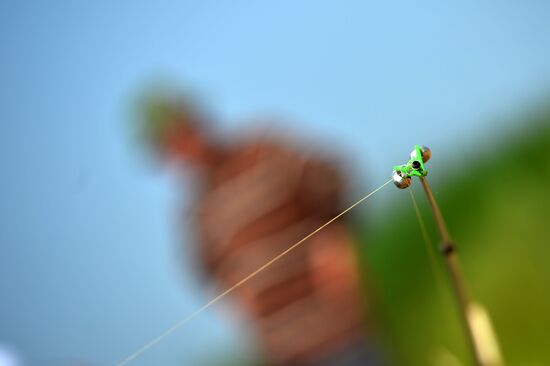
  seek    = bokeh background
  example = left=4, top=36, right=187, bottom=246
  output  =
left=1, top=1, right=549, bottom=365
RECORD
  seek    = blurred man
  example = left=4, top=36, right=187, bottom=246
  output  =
left=140, top=90, right=378, bottom=365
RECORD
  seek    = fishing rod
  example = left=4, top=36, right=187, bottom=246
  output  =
left=392, top=145, right=484, bottom=366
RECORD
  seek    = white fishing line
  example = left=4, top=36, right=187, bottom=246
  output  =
left=409, top=188, right=442, bottom=288
left=116, top=178, right=393, bottom=366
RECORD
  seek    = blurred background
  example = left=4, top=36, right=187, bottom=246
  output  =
left=1, top=1, right=550, bottom=365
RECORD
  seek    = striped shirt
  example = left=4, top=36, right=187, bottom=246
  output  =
left=190, top=136, right=367, bottom=365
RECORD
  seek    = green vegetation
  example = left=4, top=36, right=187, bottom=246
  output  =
left=357, top=113, right=550, bottom=366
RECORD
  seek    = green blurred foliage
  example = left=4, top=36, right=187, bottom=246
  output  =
left=356, top=111, right=550, bottom=366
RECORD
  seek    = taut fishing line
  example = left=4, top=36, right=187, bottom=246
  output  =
left=116, top=178, right=393, bottom=366
left=409, top=189, right=442, bottom=288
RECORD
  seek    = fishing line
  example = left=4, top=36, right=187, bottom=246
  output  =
left=409, top=188, right=442, bottom=288
left=116, top=178, right=393, bottom=366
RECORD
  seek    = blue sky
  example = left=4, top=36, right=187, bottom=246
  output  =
left=1, top=1, right=549, bottom=365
